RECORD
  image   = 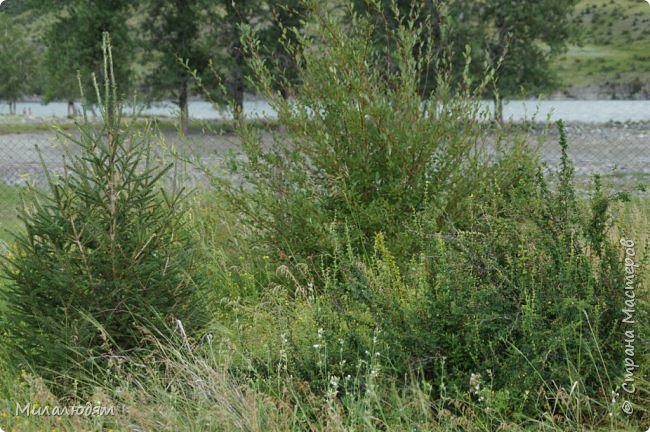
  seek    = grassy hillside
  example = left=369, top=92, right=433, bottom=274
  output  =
left=553, top=0, right=650, bottom=97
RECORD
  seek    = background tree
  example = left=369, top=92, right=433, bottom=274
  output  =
left=478, top=0, right=579, bottom=121
left=215, top=0, right=271, bottom=117
left=35, top=0, right=133, bottom=116
left=0, top=14, right=37, bottom=114
left=210, top=0, right=307, bottom=119
left=352, top=0, right=578, bottom=121
left=256, top=0, right=307, bottom=99
left=141, top=0, right=226, bottom=133
left=351, top=1, right=484, bottom=96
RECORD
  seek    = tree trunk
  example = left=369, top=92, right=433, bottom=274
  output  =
left=226, top=1, right=245, bottom=123
left=179, top=79, right=189, bottom=135
left=67, top=100, right=77, bottom=118
left=230, top=76, right=244, bottom=122
left=494, top=96, right=503, bottom=124
left=230, top=37, right=245, bottom=122
left=494, top=14, right=508, bottom=124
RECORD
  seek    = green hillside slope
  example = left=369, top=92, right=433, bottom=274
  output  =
left=553, top=0, right=650, bottom=98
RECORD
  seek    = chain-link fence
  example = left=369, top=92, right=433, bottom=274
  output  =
left=0, top=128, right=229, bottom=246
left=0, top=132, right=69, bottom=243
left=533, top=122, right=650, bottom=192
left=0, top=119, right=648, bottom=245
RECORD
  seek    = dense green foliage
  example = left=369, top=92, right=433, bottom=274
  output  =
left=222, top=3, right=530, bottom=268
left=0, top=3, right=648, bottom=431
left=0, top=36, right=208, bottom=393
left=353, top=0, right=579, bottom=120
left=141, top=0, right=222, bottom=133
left=2, top=0, right=648, bottom=114
left=38, top=0, right=133, bottom=113
left=480, top=0, right=579, bottom=95
left=0, top=14, right=38, bottom=113
left=212, top=2, right=649, bottom=425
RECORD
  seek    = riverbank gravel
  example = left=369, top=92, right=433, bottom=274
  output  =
left=0, top=121, right=648, bottom=192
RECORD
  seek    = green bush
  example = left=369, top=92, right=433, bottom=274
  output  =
left=291, top=122, right=644, bottom=423
left=204, top=3, right=647, bottom=424
left=0, top=35, right=208, bottom=392
left=215, top=2, right=536, bottom=270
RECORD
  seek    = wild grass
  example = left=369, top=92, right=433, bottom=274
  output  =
left=0, top=143, right=649, bottom=431
left=0, top=194, right=648, bottom=431
left=0, top=114, right=279, bottom=135
left=0, top=184, right=23, bottom=246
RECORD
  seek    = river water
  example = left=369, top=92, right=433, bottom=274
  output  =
left=2, top=99, right=650, bottom=123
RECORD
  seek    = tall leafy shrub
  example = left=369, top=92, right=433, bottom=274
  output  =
left=216, top=1, right=537, bottom=268
left=329, top=122, right=638, bottom=419
left=1, top=35, right=207, bottom=390
left=204, top=2, right=646, bottom=423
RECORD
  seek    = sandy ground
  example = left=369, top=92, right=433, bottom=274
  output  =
left=0, top=123, right=648, bottom=192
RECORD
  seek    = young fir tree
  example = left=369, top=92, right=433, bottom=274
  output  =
left=1, top=34, right=208, bottom=392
